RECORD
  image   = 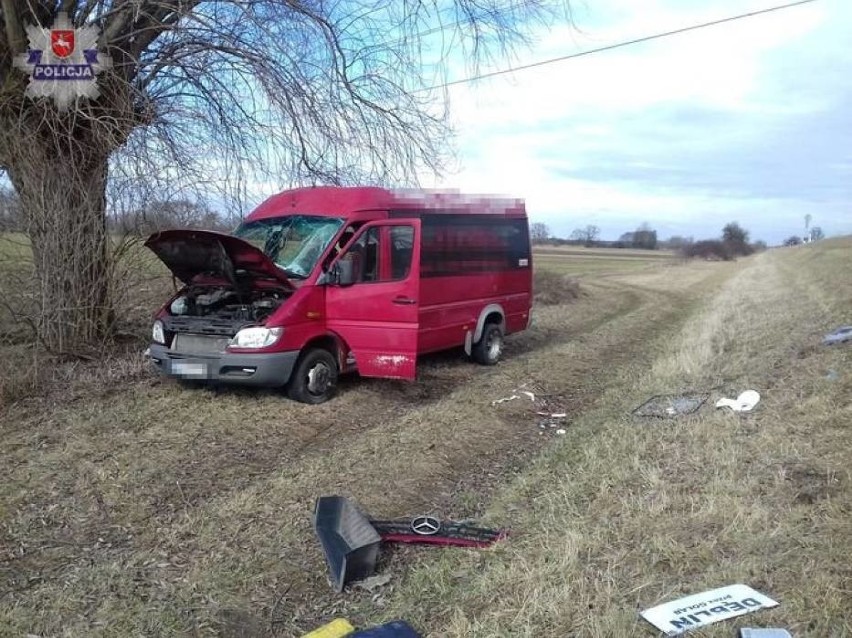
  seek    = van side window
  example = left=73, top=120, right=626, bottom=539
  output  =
left=348, top=227, right=380, bottom=282
left=419, top=215, right=530, bottom=276
left=390, top=226, right=414, bottom=280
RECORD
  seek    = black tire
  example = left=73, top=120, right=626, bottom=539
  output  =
left=287, top=348, right=339, bottom=404
left=472, top=322, right=504, bottom=365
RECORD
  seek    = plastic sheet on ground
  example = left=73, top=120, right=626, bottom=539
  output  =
left=632, top=392, right=709, bottom=418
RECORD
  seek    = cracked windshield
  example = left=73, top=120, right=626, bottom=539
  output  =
left=234, top=215, right=343, bottom=279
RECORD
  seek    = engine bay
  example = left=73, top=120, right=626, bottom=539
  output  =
left=163, top=284, right=288, bottom=337
left=172, top=284, right=286, bottom=321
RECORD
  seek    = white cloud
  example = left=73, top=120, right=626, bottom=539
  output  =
left=432, top=0, right=851, bottom=243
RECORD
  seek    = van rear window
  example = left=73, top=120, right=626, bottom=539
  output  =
left=416, top=214, right=529, bottom=276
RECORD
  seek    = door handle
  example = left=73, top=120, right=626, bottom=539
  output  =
left=393, top=296, right=416, bottom=305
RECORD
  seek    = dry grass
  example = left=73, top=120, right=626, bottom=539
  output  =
left=0, top=248, right=713, bottom=636
left=376, top=239, right=852, bottom=637
left=0, top=232, right=173, bottom=407
left=4, top=240, right=847, bottom=637
left=533, top=269, right=584, bottom=306
left=535, top=246, right=677, bottom=260
left=533, top=246, right=678, bottom=278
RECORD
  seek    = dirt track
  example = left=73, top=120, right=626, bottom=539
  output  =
left=0, top=261, right=729, bottom=636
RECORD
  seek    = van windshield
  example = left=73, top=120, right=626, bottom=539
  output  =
left=234, top=215, right=344, bottom=279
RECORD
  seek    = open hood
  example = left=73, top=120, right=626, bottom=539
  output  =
left=144, top=229, right=294, bottom=289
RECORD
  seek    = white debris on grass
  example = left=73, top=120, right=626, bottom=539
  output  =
left=640, top=583, right=779, bottom=635
left=715, top=390, right=760, bottom=412
left=494, top=382, right=569, bottom=434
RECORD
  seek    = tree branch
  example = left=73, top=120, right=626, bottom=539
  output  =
left=101, top=0, right=133, bottom=44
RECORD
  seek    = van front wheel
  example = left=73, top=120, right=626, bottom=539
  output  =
left=287, top=348, right=339, bottom=404
left=472, top=323, right=504, bottom=366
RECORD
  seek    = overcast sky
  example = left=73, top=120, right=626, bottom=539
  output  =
left=427, top=0, right=850, bottom=244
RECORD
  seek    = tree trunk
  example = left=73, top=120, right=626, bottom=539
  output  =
left=8, top=147, right=112, bottom=353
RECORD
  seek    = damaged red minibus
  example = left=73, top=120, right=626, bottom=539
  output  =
left=145, top=187, right=532, bottom=403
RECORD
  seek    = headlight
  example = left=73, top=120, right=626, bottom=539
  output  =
left=152, top=320, right=166, bottom=344
left=229, top=326, right=283, bottom=349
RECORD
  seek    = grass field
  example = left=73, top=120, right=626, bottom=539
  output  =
left=0, top=240, right=850, bottom=637
left=378, top=239, right=852, bottom=636
left=533, top=246, right=679, bottom=277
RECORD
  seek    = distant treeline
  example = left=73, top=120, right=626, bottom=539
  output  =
left=532, top=220, right=781, bottom=260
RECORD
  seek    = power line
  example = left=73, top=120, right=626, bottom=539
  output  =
left=423, top=0, right=819, bottom=91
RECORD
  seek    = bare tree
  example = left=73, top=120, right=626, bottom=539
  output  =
left=0, top=1, right=567, bottom=352
left=809, top=226, right=825, bottom=241
left=570, top=224, right=600, bottom=247
left=109, top=198, right=236, bottom=234
left=530, top=222, right=550, bottom=244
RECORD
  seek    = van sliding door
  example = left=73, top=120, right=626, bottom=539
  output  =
left=325, top=219, right=421, bottom=380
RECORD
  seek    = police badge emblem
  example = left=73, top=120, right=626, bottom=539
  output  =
left=13, top=13, right=112, bottom=110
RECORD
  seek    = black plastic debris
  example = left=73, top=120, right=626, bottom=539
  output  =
left=632, top=392, right=709, bottom=418
left=314, top=496, right=382, bottom=592
left=823, top=325, right=852, bottom=345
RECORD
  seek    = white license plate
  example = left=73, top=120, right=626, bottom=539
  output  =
left=171, top=361, right=208, bottom=377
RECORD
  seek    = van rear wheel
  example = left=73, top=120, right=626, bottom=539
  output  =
left=287, top=348, right=338, bottom=404
left=472, top=323, right=504, bottom=366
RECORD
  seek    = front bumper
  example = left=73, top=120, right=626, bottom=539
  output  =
left=147, top=342, right=299, bottom=387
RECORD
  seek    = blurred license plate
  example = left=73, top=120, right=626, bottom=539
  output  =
left=172, top=361, right=207, bottom=377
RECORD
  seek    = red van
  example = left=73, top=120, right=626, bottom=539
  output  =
left=145, top=187, right=532, bottom=403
